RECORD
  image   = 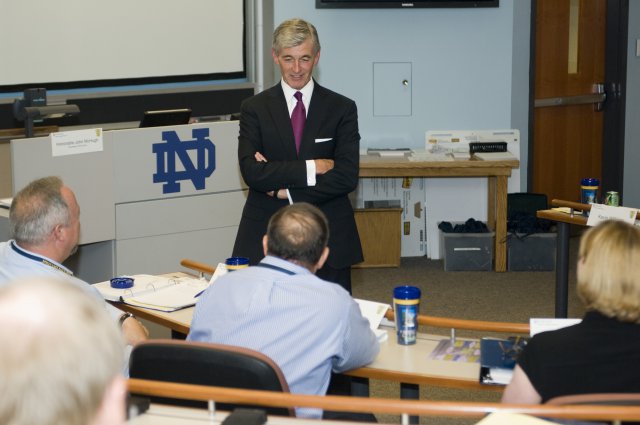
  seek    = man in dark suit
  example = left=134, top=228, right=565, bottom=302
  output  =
left=232, top=18, right=362, bottom=292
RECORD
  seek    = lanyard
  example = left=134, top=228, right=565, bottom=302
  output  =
left=255, top=262, right=296, bottom=276
left=10, top=241, right=73, bottom=276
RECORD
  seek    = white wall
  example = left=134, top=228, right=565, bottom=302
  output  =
left=272, top=1, right=520, bottom=151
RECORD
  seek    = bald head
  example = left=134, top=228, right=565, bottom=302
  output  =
left=264, top=203, right=329, bottom=270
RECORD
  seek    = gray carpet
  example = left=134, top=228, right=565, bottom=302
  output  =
left=350, top=235, right=584, bottom=424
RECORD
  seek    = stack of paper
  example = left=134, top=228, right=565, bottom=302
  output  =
left=473, top=151, right=517, bottom=161
left=451, top=151, right=471, bottom=160
left=367, top=148, right=412, bottom=157
left=409, top=152, right=452, bottom=162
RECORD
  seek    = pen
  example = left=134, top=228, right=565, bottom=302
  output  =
left=194, top=289, right=206, bottom=298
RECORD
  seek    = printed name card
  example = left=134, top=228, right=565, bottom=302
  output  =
left=529, top=318, right=582, bottom=336
left=51, top=128, right=103, bottom=157
left=586, top=203, right=638, bottom=226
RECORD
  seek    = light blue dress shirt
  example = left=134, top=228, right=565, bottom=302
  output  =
left=0, top=240, right=101, bottom=299
left=188, top=255, right=379, bottom=419
left=0, top=240, right=132, bottom=374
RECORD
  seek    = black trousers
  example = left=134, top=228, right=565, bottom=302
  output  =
left=323, top=373, right=377, bottom=422
left=316, top=264, right=352, bottom=293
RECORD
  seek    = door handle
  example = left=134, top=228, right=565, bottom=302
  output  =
left=534, top=83, right=606, bottom=111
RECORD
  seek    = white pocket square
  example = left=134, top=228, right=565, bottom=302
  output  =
left=315, top=138, right=332, bottom=143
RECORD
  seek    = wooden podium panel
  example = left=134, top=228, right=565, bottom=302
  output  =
left=354, top=208, right=402, bottom=268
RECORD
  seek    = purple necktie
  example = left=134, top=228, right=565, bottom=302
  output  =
left=291, top=91, right=306, bottom=154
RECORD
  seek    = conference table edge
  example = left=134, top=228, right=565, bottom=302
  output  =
left=344, top=367, right=503, bottom=392
left=536, top=209, right=588, bottom=226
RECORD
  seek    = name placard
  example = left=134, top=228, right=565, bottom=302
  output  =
left=51, top=128, right=103, bottom=157
left=586, top=203, right=638, bottom=226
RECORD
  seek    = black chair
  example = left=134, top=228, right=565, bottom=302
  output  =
left=129, top=339, right=293, bottom=416
left=507, top=192, right=551, bottom=234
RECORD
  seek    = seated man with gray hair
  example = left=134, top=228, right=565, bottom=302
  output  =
left=0, top=278, right=126, bottom=425
left=0, top=176, right=148, bottom=359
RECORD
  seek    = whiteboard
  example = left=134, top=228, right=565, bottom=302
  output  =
left=0, top=0, right=244, bottom=88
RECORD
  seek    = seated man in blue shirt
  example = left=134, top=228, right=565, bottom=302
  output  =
left=0, top=176, right=148, bottom=353
left=188, top=202, right=379, bottom=419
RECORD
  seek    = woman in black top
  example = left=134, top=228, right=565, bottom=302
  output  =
left=502, top=220, right=640, bottom=404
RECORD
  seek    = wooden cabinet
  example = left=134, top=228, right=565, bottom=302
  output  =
left=353, top=208, right=401, bottom=268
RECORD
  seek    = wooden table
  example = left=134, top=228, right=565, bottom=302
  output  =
left=359, top=155, right=520, bottom=272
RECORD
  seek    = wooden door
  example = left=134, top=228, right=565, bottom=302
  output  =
left=532, top=0, right=608, bottom=203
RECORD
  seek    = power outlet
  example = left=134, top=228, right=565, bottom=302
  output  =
left=637, top=39, right=640, bottom=57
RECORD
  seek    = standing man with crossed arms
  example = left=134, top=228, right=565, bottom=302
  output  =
left=232, top=18, right=362, bottom=292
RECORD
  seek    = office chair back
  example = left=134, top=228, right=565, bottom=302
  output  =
left=129, top=339, right=292, bottom=416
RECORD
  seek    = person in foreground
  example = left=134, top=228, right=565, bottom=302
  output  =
left=189, top=202, right=379, bottom=419
left=502, top=220, right=640, bottom=404
left=0, top=278, right=126, bottom=425
left=0, top=176, right=148, bottom=348
left=232, top=17, right=363, bottom=292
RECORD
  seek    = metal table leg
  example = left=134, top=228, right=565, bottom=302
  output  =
left=350, top=376, right=370, bottom=397
left=401, top=383, right=419, bottom=424
left=555, top=221, right=570, bottom=318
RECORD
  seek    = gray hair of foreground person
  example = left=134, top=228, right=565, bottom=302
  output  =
left=0, top=278, right=126, bottom=425
left=272, top=18, right=321, bottom=55
left=265, top=202, right=329, bottom=269
left=9, top=176, right=69, bottom=245
left=577, top=219, right=640, bottom=323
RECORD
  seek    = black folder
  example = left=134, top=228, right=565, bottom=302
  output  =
left=479, top=336, right=527, bottom=385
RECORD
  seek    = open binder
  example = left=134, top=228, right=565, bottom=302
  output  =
left=94, top=274, right=210, bottom=312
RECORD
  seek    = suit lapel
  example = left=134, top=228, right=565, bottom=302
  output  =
left=299, top=83, right=326, bottom=159
left=266, top=85, right=298, bottom=158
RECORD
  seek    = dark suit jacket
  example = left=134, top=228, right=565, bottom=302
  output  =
left=232, top=81, right=363, bottom=269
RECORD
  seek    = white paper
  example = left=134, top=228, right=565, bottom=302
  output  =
left=94, top=274, right=200, bottom=302
left=208, top=263, right=228, bottom=284
left=477, top=412, right=556, bottom=425
left=586, top=203, right=638, bottom=226
left=529, top=318, right=582, bottom=337
left=122, top=278, right=209, bottom=312
left=354, top=298, right=391, bottom=331
left=51, top=128, right=104, bottom=157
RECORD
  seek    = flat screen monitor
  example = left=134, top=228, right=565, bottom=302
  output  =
left=139, top=109, right=192, bottom=128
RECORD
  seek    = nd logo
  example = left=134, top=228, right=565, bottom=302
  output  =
left=152, top=128, right=216, bottom=194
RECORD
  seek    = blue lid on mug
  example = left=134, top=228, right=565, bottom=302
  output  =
left=393, top=285, right=421, bottom=300
left=110, top=276, right=134, bottom=289
left=225, top=256, right=249, bottom=266
left=581, top=178, right=600, bottom=186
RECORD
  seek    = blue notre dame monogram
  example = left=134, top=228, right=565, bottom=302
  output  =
left=152, top=128, right=216, bottom=194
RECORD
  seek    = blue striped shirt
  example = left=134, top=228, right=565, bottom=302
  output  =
left=188, top=255, right=379, bottom=418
